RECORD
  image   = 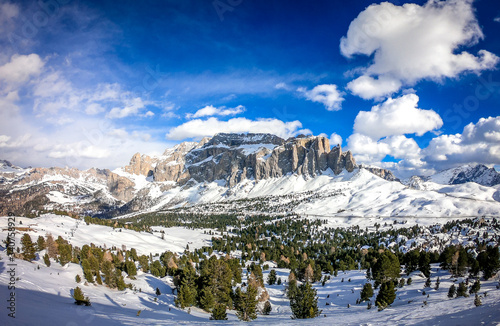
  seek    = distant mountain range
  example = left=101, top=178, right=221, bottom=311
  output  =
left=1, top=133, right=499, bottom=218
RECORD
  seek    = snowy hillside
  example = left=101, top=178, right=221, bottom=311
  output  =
left=132, top=168, right=500, bottom=218
left=1, top=214, right=499, bottom=325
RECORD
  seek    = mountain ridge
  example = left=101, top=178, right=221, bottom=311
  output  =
left=1, top=133, right=499, bottom=218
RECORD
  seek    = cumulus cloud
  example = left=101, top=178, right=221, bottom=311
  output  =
left=186, top=105, right=245, bottom=119
left=353, top=94, right=443, bottom=140
left=341, top=0, right=499, bottom=99
left=347, top=133, right=421, bottom=163
left=297, top=84, right=344, bottom=111
left=495, top=16, right=500, bottom=23
left=346, top=76, right=401, bottom=101
left=166, top=117, right=310, bottom=140
left=0, top=54, right=44, bottom=91
left=424, top=116, right=500, bottom=168
left=329, top=133, right=342, bottom=147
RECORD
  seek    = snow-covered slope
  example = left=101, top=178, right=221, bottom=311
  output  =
left=429, top=164, right=500, bottom=186
left=130, top=168, right=500, bottom=218
left=1, top=214, right=499, bottom=326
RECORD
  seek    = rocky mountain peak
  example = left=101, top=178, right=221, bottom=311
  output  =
left=208, top=133, right=285, bottom=147
left=121, top=133, right=358, bottom=187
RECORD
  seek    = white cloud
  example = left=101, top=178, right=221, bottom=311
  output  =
left=341, top=0, right=499, bottom=99
left=353, top=94, right=443, bottom=140
left=275, top=82, right=290, bottom=90
left=0, top=133, right=31, bottom=148
left=495, top=16, right=500, bottom=23
left=107, top=97, right=147, bottom=119
left=346, top=76, right=401, bottom=100
left=85, top=103, right=105, bottom=115
left=0, top=54, right=44, bottom=91
left=298, top=84, right=344, bottom=111
left=165, top=117, right=310, bottom=140
left=0, top=2, right=19, bottom=34
left=186, top=105, right=245, bottom=119
left=424, top=116, right=500, bottom=168
left=347, top=133, right=424, bottom=172
left=48, top=143, right=110, bottom=159
left=329, top=133, right=342, bottom=147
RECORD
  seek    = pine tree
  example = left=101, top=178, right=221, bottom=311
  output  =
left=424, top=277, right=431, bottom=288
left=456, top=282, right=468, bottom=297
left=75, top=274, right=81, bottom=283
left=125, top=260, right=137, bottom=277
left=372, top=251, right=400, bottom=286
left=407, top=277, right=412, bottom=285
left=175, top=264, right=198, bottom=308
left=263, top=301, right=272, bottom=315
left=36, top=235, right=46, bottom=252
left=199, top=288, right=215, bottom=311
left=375, top=281, right=396, bottom=310
left=210, top=303, right=228, bottom=320
left=73, top=286, right=91, bottom=306
left=470, top=279, right=481, bottom=294
left=435, top=277, right=440, bottom=290
left=477, top=246, right=500, bottom=280
left=115, top=269, right=127, bottom=291
left=43, top=253, right=51, bottom=267
left=268, top=269, right=277, bottom=285
left=418, top=251, right=431, bottom=278
left=21, top=234, right=36, bottom=261
left=360, top=283, right=374, bottom=302
left=474, top=294, right=482, bottom=307
left=82, top=259, right=94, bottom=283
left=199, top=256, right=233, bottom=307
left=176, top=284, right=197, bottom=308
left=102, top=261, right=115, bottom=288
left=448, top=284, right=456, bottom=298
left=156, top=287, right=161, bottom=296
left=290, top=282, right=321, bottom=319
left=234, top=285, right=258, bottom=321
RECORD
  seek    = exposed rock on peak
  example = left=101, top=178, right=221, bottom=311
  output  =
left=360, top=165, right=399, bottom=182
left=209, top=133, right=285, bottom=147
left=430, top=164, right=500, bottom=187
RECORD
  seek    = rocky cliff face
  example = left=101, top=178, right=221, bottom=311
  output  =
left=359, top=165, right=399, bottom=182
left=129, top=133, right=357, bottom=187
left=449, top=165, right=500, bottom=186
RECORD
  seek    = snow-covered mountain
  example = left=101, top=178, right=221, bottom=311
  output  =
left=1, top=133, right=499, bottom=218
left=429, top=164, right=500, bottom=187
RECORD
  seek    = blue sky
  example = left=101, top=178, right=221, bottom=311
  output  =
left=0, top=0, right=499, bottom=177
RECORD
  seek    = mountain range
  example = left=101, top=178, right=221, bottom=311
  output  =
left=1, top=133, right=499, bottom=218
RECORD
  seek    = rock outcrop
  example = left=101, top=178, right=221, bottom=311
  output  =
left=179, top=133, right=357, bottom=187
left=359, top=165, right=399, bottom=182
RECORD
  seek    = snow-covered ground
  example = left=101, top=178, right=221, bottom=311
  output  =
left=0, top=214, right=212, bottom=256
left=1, top=252, right=499, bottom=326
left=1, top=214, right=499, bottom=325
left=146, top=169, right=500, bottom=218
